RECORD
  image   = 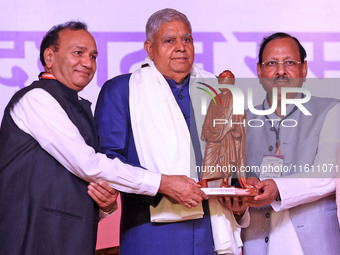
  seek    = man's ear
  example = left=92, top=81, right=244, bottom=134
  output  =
left=144, top=40, right=153, bottom=60
left=256, top=62, right=262, bottom=78
left=299, top=60, right=308, bottom=83
left=302, top=60, right=308, bottom=78
left=43, top=48, right=54, bottom=71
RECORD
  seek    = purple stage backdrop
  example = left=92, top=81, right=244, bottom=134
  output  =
left=1, top=0, right=340, bottom=249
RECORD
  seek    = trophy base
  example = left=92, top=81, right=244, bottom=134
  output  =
left=201, top=187, right=258, bottom=197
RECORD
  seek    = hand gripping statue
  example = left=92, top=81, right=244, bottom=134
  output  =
left=199, top=70, right=257, bottom=196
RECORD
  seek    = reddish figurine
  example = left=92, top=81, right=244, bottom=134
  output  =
left=198, top=70, right=257, bottom=197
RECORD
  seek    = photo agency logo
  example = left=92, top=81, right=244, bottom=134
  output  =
left=196, top=82, right=223, bottom=106
left=195, top=78, right=312, bottom=128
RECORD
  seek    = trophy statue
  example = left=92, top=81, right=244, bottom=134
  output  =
left=198, top=70, right=258, bottom=197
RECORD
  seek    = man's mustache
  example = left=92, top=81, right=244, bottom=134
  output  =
left=273, top=77, right=290, bottom=83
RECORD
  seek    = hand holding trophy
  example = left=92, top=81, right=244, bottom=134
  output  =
left=198, top=70, right=258, bottom=197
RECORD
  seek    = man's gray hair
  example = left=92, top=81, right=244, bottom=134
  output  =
left=145, top=8, right=192, bottom=42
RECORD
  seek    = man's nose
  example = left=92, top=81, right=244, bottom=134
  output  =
left=175, top=40, right=185, bottom=51
left=81, top=55, right=92, bottom=68
left=276, top=62, right=286, bottom=76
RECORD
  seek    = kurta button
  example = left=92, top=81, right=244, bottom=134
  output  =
left=178, top=94, right=184, bottom=100
left=84, top=136, right=89, bottom=141
left=78, top=107, right=83, bottom=113
left=270, top=127, right=275, bottom=131
left=265, top=237, right=269, bottom=243
left=265, top=212, right=270, bottom=218
left=269, top=145, right=273, bottom=151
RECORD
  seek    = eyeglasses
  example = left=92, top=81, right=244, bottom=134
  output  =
left=261, top=59, right=301, bottom=70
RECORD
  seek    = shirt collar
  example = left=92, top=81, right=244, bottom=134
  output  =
left=263, top=93, right=299, bottom=119
left=165, top=74, right=190, bottom=89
